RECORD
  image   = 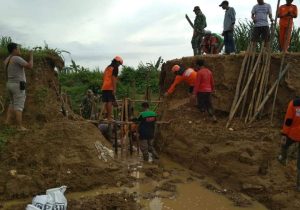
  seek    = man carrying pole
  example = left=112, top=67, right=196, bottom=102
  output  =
left=191, top=6, right=207, bottom=55
left=278, top=97, right=300, bottom=191
left=278, top=0, right=298, bottom=52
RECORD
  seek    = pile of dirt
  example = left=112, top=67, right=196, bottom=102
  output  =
left=158, top=54, right=300, bottom=210
left=0, top=53, right=131, bottom=202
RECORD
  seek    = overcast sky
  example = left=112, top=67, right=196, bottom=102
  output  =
left=1, top=0, right=299, bottom=70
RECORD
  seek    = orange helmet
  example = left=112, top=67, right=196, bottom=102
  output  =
left=114, top=56, right=123, bottom=65
left=171, top=65, right=180, bottom=73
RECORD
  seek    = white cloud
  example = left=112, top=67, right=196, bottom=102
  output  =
left=0, top=0, right=299, bottom=69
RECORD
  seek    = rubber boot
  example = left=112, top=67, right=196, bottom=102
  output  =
left=297, top=170, right=300, bottom=192
left=277, top=147, right=288, bottom=166
left=193, top=48, right=198, bottom=56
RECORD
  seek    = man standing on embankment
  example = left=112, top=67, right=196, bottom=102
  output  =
left=191, top=6, right=207, bottom=55
left=278, top=97, right=300, bottom=191
left=101, top=56, right=123, bottom=120
left=278, top=0, right=298, bottom=52
left=4, top=43, right=33, bottom=131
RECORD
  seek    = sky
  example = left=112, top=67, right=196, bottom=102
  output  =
left=1, top=0, right=299, bottom=70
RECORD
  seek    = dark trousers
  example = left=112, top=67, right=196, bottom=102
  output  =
left=282, top=137, right=300, bottom=170
left=224, top=31, right=235, bottom=54
left=197, top=92, right=215, bottom=117
left=140, top=139, right=158, bottom=161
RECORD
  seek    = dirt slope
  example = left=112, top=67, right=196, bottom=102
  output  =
left=158, top=53, right=300, bottom=210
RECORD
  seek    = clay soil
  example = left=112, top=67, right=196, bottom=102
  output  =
left=158, top=53, right=300, bottom=210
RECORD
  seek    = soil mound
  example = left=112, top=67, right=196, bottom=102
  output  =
left=158, top=54, right=300, bottom=210
left=0, top=53, right=130, bottom=201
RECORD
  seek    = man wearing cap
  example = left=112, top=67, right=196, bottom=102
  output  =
left=220, top=1, right=236, bottom=54
left=251, top=0, right=274, bottom=47
left=278, top=0, right=298, bottom=52
left=101, top=56, right=123, bottom=120
left=200, top=30, right=224, bottom=54
left=192, top=6, right=207, bottom=55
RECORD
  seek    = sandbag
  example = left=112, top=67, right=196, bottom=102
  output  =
left=32, top=194, right=54, bottom=210
left=46, top=186, right=67, bottom=210
left=26, top=205, right=41, bottom=210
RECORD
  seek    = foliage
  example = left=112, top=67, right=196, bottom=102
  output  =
left=59, top=58, right=162, bottom=113
left=234, top=20, right=300, bottom=52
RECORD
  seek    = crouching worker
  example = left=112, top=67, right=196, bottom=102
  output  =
left=164, top=65, right=197, bottom=103
left=136, top=102, right=159, bottom=162
left=278, top=97, right=300, bottom=191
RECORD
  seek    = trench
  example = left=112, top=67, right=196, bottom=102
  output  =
left=2, top=153, right=267, bottom=210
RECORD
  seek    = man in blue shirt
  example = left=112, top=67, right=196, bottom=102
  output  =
left=220, top=1, right=236, bottom=54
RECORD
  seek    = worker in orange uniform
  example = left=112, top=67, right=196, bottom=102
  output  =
left=278, top=97, right=300, bottom=191
left=193, top=59, right=217, bottom=122
left=164, top=65, right=197, bottom=101
left=101, top=56, right=123, bottom=120
left=278, top=0, right=298, bottom=52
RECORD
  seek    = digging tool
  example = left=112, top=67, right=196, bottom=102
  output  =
left=185, top=14, right=195, bottom=29
left=51, top=80, right=67, bottom=117
left=0, top=96, right=4, bottom=114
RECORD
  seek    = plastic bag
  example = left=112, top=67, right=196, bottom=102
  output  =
left=32, top=195, right=54, bottom=210
left=46, top=186, right=67, bottom=210
left=26, top=205, right=41, bottom=210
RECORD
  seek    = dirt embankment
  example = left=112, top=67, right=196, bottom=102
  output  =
left=158, top=53, right=300, bottom=210
left=0, top=53, right=133, bottom=204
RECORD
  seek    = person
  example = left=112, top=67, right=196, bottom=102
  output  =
left=101, top=56, right=123, bottom=120
left=200, top=30, right=224, bottom=54
left=251, top=0, right=274, bottom=48
left=278, top=0, right=298, bottom=52
left=164, top=65, right=197, bottom=99
left=193, top=59, right=217, bottom=122
left=278, top=97, right=300, bottom=191
left=192, top=6, right=207, bottom=55
left=136, top=102, right=159, bottom=162
left=80, top=89, right=95, bottom=119
left=4, top=43, right=33, bottom=131
left=220, top=1, right=236, bottom=54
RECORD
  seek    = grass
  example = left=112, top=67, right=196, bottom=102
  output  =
left=0, top=126, right=16, bottom=151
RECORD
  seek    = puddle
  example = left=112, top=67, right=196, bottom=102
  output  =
left=1, top=156, right=267, bottom=210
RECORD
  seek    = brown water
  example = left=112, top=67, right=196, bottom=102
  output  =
left=2, top=156, right=267, bottom=210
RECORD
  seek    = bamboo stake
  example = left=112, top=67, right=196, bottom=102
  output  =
left=249, top=64, right=290, bottom=124
left=271, top=18, right=291, bottom=124
left=229, top=44, right=251, bottom=115
left=226, top=46, right=264, bottom=128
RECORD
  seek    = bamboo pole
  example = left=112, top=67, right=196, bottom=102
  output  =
left=226, top=46, right=264, bottom=128
left=271, top=18, right=291, bottom=124
left=249, top=64, right=290, bottom=124
left=229, top=44, right=251, bottom=116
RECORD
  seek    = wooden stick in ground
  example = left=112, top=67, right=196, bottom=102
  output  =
left=240, top=43, right=255, bottom=118
left=229, top=44, right=251, bottom=115
left=249, top=64, right=290, bottom=124
left=226, top=46, right=264, bottom=128
left=271, top=18, right=291, bottom=124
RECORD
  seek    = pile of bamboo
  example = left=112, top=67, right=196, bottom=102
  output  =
left=226, top=44, right=290, bottom=128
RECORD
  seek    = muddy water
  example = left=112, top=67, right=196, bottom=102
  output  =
left=2, top=155, right=268, bottom=210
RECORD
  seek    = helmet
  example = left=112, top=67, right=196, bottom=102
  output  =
left=114, top=56, right=123, bottom=65
left=171, top=65, right=180, bottom=73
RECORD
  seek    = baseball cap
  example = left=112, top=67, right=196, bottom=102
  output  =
left=219, top=1, right=229, bottom=6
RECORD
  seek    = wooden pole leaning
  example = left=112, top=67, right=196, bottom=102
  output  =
left=249, top=64, right=290, bottom=124
left=226, top=46, right=264, bottom=128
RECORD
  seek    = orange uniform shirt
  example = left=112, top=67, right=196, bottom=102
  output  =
left=279, top=4, right=298, bottom=27
left=282, top=99, right=300, bottom=142
left=101, top=66, right=118, bottom=91
left=167, top=68, right=197, bottom=94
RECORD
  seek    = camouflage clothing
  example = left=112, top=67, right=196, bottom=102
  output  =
left=191, top=13, right=207, bottom=51
left=80, top=95, right=94, bottom=119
